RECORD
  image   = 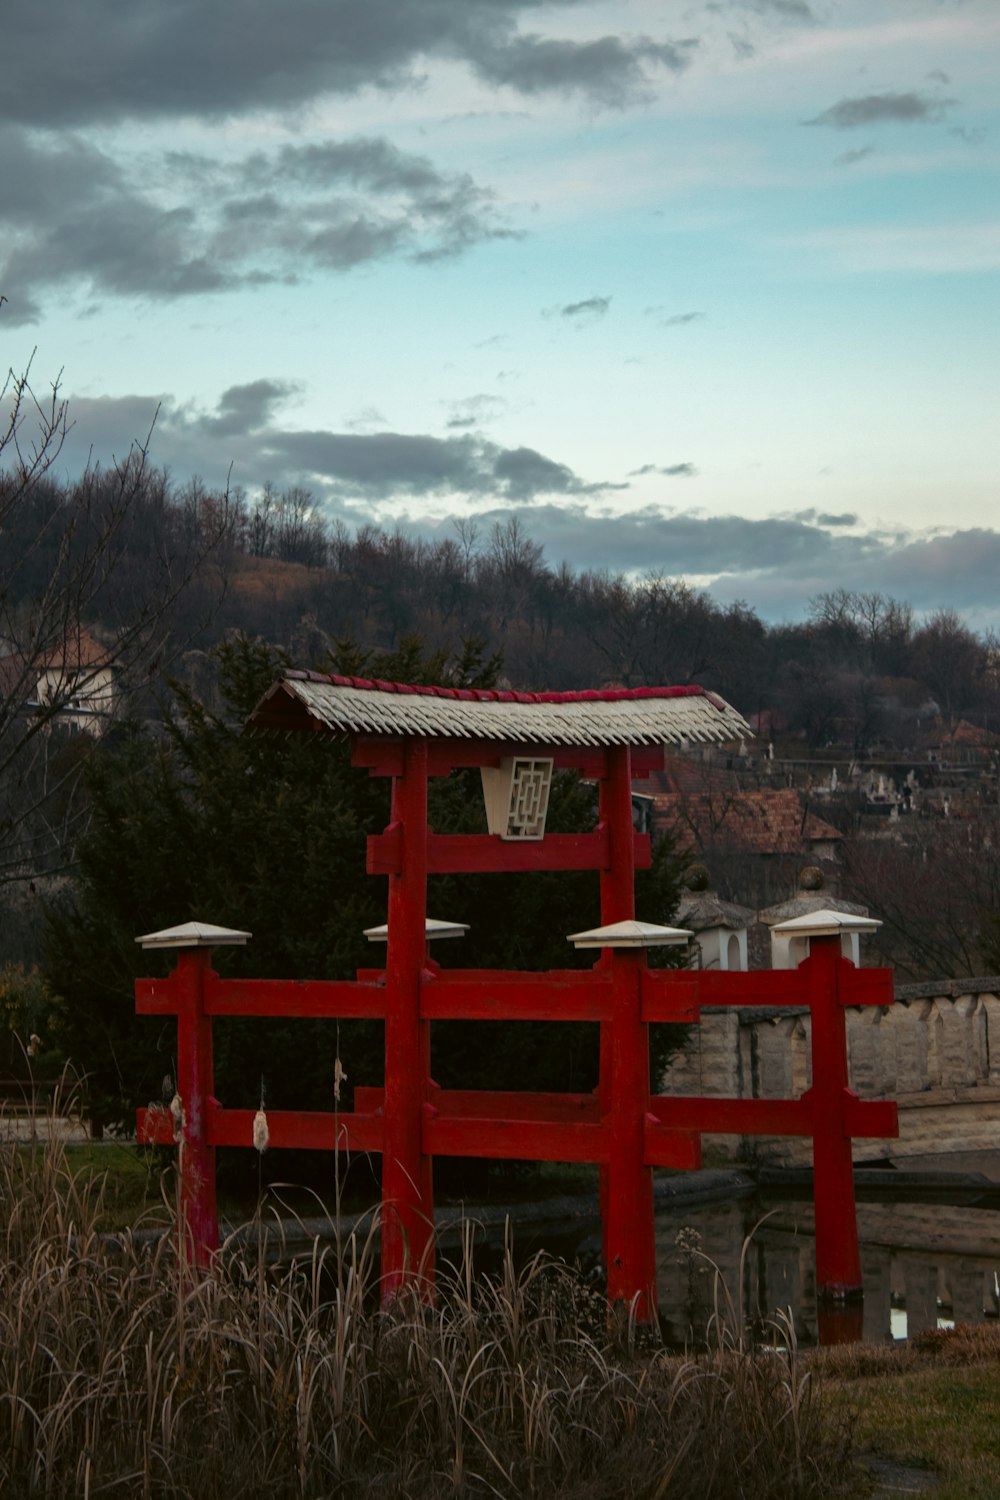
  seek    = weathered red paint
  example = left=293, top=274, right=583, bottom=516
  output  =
left=808, top=937, right=864, bottom=1297
left=136, top=715, right=899, bottom=1324
left=368, top=827, right=652, bottom=877
left=174, top=948, right=218, bottom=1265
left=380, top=737, right=435, bottom=1300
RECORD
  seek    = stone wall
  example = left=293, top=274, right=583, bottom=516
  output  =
left=660, top=977, right=1000, bottom=1166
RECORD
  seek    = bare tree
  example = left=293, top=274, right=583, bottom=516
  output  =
left=0, top=335, right=234, bottom=886
left=840, top=815, right=1000, bottom=980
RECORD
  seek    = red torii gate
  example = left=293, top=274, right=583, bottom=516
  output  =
left=136, top=674, right=898, bottom=1319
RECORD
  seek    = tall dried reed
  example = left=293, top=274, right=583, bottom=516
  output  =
left=0, top=1128, right=860, bottom=1499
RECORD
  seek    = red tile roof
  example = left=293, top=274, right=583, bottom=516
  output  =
left=37, top=630, right=110, bottom=671
left=652, top=788, right=842, bottom=856
left=645, top=757, right=740, bottom=796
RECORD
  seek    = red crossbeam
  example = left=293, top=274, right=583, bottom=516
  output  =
left=423, top=1112, right=608, bottom=1163
left=136, top=976, right=387, bottom=1019
left=649, top=1094, right=813, bottom=1136
left=368, top=828, right=652, bottom=876
left=352, top=739, right=666, bottom=781
left=138, top=1104, right=385, bottom=1152
left=647, top=1089, right=897, bottom=1141
left=419, top=970, right=615, bottom=1021
left=639, top=969, right=701, bottom=1023
left=693, top=963, right=893, bottom=1010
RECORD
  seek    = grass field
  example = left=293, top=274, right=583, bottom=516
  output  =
left=816, top=1327, right=1000, bottom=1499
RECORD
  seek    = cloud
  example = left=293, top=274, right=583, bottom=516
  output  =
left=199, top=380, right=302, bottom=438
left=0, top=2, right=701, bottom=125
left=423, top=504, right=1000, bottom=625
left=813, top=512, right=858, bottom=528
left=804, top=91, right=957, bottom=130
left=444, top=394, right=507, bottom=430
left=833, top=145, right=875, bottom=167
left=628, top=463, right=697, bottom=478
left=50, top=383, right=622, bottom=504
left=644, top=307, right=705, bottom=328
left=552, top=295, right=611, bottom=322
left=733, top=0, right=814, bottom=18
left=0, top=127, right=515, bottom=322
left=261, top=429, right=625, bottom=501
left=471, top=32, right=697, bottom=106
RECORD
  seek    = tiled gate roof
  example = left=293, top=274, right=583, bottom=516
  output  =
left=249, top=672, right=750, bottom=748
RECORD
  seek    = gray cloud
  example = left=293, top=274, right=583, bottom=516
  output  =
left=833, top=145, right=875, bottom=167
left=0, top=128, right=514, bottom=323
left=643, top=306, right=705, bottom=328
left=629, top=463, right=697, bottom=478
left=50, top=384, right=618, bottom=503
left=444, top=394, right=507, bottom=430
left=199, top=380, right=302, bottom=438
left=0, top=3, right=700, bottom=126
left=805, top=91, right=957, bottom=129
left=813, top=511, right=857, bottom=528
left=762, top=0, right=812, bottom=16
left=744, top=0, right=813, bottom=16
left=260, top=430, right=615, bottom=500
left=431, top=504, right=1000, bottom=625
left=556, top=295, right=611, bottom=321
left=471, top=33, right=697, bottom=105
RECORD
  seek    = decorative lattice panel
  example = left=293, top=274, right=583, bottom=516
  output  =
left=505, top=757, right=553, bottom=839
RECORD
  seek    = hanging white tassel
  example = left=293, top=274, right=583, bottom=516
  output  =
left=252, top=1108, right=269, bottom=1153
left=169, top=1093, right=185, bottom=1143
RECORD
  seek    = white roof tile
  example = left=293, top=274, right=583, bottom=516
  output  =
left=251, top=675, right=749, bottom=749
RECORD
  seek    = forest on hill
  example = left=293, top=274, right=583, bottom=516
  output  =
left=5, top=466, right=998, bottom=751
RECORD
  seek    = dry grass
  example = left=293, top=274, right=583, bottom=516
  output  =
left=0, top=1132, right=861, bottom=1500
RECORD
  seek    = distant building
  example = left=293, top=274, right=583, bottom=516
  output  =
left=649, top=786, right=842, bottom=864
left=0, top=629, right=117, bottom=736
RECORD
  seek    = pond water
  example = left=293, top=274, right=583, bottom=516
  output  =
left=471, top=1191, right=1000, bottom=1347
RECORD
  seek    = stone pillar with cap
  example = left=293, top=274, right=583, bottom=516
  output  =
left=676, top=864, right=753, bottom=972
left=134, top=921, right=251, bottom=1264
left=761, top=867, right=873, bottom=970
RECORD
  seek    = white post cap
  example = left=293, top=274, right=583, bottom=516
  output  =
left=135, top=920, right=252, bottom=950
left=567, top=919, right=693, bottom=949
left=363, top=917, right=469, bottom=942
left=769, top=909, right=881, bottom=938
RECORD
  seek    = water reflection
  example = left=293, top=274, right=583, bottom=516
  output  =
left=650, top=1195, right=1000, bottom=1347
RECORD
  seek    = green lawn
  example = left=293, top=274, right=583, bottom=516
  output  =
left=819, top=1325, right=1000, bottom=1499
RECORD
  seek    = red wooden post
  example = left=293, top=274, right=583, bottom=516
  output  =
left=597, top=746, right=635, bottom=1276
left=381, top=738, right=435, bottom=1300
left=605, top=947, right=656, bottom=1317
left=807, top=935, right=863, bottom=1300
left=174, top=946, right=219, bottom=1265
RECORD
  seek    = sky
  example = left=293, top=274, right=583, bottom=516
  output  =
left=2, top=0, right=998, bottom=628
